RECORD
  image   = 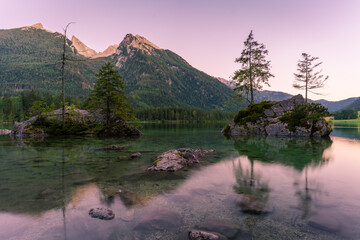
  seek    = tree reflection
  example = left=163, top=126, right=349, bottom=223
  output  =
left=232, top=136, right=333, bottom=221
left=232, top=136, right=333, bottom=170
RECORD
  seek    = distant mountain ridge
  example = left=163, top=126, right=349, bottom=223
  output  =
left=217, top=78, right=359, bottom=112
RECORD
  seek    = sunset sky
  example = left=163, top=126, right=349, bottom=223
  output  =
left=1, top=0, right=359, bottom=101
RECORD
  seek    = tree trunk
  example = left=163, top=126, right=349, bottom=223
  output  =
left=249, top=44, right=254, bottom=103
left=106, top=96, right=110, bottom=130
left=61, top=34, right=66, bottom=128
left=305, top=65, right=308, bottom=103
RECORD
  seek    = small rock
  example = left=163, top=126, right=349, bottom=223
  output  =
left=264, top=109, right=275, bottom=117
left=0, top=129, right=11, bottom=135
left=131, top=152, right=142, bottom=158
left=147, top=148, right=214, bottom=172
left=89, top=207, right=115, bottom=220
left=196, top=218, right=241, bottom=239
left=189, top=230, right=220, bottom=240
left=103, top=145, right=126, bottom=150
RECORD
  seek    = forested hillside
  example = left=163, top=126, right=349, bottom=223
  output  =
left=0, top=24, right=108, bottom=96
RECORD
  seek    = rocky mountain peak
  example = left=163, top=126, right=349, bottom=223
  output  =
left=31, top=23, right=44, bottom=29
left=71, top=35, right=98, bottom=58
left=120, top=33, right=160, bottom=52
left=114, top=34, right=161, bottom=68
left=21, top=23, right=52, bottom=32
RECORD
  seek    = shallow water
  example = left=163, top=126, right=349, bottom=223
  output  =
left=0, top=124, right=360, bottom=239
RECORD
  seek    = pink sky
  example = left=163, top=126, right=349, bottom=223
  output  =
left=1, top=0, right=360, bottom=101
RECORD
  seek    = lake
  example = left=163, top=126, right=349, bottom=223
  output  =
left=0, top=123, right=360, bottom=239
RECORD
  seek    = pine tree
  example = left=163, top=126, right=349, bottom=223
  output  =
left=232, top=31, right=274, bottom=103
left=293, top=53, right=329, bottom=102
left=86, top=62, right=133, bottom=129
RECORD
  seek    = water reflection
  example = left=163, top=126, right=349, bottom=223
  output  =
left=2, top=126, right=360, bottom=239
left=232, top=136, right=333, bottom=170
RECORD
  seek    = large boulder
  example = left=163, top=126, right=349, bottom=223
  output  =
left=11, top=107, right=142, bottom=137
left=222, top=95, right=332, bottom=138
left=148, top=148, right=214, bottom=172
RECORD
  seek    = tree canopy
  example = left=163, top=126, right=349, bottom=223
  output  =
left=86, top=62, right=134, bottom=128
left=232, top=31, right=274, bottom=104
left=293, top=53, right=328, bottom=102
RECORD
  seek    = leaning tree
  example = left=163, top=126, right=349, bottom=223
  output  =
left=293, top=53, right=329, bottom=102
left=232, top=31, right=274, bottom=103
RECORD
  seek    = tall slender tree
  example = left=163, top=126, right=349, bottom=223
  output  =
left=293, top=53, right=328, bottom=102
left=232, top=31, right=274, bottom=103
left=60, top=22, right=74, bottom=127
left=86, top=62, right=133, bottom=129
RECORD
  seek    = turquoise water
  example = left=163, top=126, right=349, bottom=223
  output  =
left=0, top=124, right=360, bottom=239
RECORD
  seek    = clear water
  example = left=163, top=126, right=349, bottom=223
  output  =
left=0, top=124, right=360, bottom=239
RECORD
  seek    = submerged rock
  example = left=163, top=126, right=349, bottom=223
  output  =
left=188, top=230, right=220, bottom=240
left=89, top=207, right=115, bottom=220
left=195, top=218, right=242, bottom=239
left=0, top=129, right=11, bottom=135
left=147, top=148, right=214, bottom=172
left=102, top=145, right=127, bottom=150
left=130, top=152, right=142, bottom=158
left=222, top=95, right=332, bottom=138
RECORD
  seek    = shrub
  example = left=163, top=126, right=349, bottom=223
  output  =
left=280, top=103, right=330, bottom=132
left=234, top=101, right=274, bottom=125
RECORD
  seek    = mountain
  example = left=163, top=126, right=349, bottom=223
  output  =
left=343, top=98, right=360, bottom=110
left=71, top=35, right=118, bottom=58
left=111, top=34, right=235, bottom=111
left=0, top=23, right=108, bottom=96
left=216, top=77, right=236, bottom=89
left=71, top=36, right=97, bottom=58
left=313, top=97, right=360, bottom=112
left=0, top=24, right=234, bottom=111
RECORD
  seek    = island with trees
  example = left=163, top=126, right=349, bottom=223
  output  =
left=223, top=31, right=332, bottom=138
left=11, top=62, right=142, bottom=137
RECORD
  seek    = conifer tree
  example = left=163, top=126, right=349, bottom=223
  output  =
left=293, top=53, right=328, bottom=102
left=232, top=31, right=274, bottom=103
left=86, top=62, right=133, bottom=129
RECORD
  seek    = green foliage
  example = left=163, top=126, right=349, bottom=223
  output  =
left=233, top=101, right=274, bottom=125
left=334, top=109, right=359, bottom=120
left=280, top=103, right=330, bottom=131
left=232, top=31, right=274, bottom=103
left=86, top=62, right=135, bottom=126
left=0, top=90, right=83, bottom=123
left=28, top=100, right=51, bottom=117
left=31, top=116, right=102, bottom=136
left=135, top=107, right=234, bottom=122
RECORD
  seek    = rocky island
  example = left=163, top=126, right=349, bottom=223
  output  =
left=222, top=95, right=332, bottom=137
left=11, top=107, right=142, bottom=137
